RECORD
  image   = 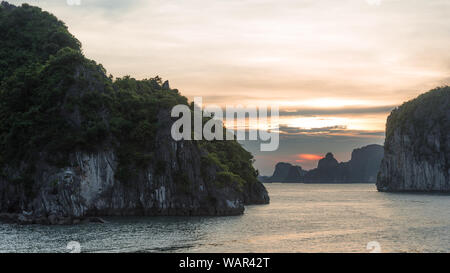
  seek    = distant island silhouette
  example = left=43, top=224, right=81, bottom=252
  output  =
left=259, top=144, right=384, bottom=183
left=377, top=87, right=450, bottom=192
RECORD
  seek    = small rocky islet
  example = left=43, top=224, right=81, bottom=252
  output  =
left=261, top=144, right=384, bottom=183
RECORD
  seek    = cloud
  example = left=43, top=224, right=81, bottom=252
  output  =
left=279, top=125, right=347, bottom=134
left=279, top=105, right=396, bottom=116
left=295, top=153, right=323, bottom=163
left=15, top=0, right=449, bottom=104
left=278, top=125, right=385, bottom=138
left=11, top=0, right=448, bottom=110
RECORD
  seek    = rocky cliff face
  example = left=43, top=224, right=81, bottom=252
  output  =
left=317, top=153, right=339, bottom=170
left=0, top=111, right=269, bottom=225
left=377, top=87, right=450, bottom=192
left=305, top=153, right=344, bottom=183
left=0, top=3, right=269, bottom=224
left=347, top=145, right=385, bottom=182
left=262, top=144, right=384, bottom=183
left=269, top=163, right=292, bottom=181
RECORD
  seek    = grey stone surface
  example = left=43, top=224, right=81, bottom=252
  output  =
left=377, top=88, right=450, bottom=192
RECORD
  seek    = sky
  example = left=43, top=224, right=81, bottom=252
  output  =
left=10, top=0, right=450, bottom=175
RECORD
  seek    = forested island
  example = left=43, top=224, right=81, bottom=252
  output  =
left=0, top=2, right=269, bottom=225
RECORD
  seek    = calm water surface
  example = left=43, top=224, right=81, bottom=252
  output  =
left=1, top=183, right=449, bottom=253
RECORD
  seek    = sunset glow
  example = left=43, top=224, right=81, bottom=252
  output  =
left=10, top=0, right=448, bottom=175
left=296, top=154, right=324, bottom=162
left=2, top=0, right=449, bottom=255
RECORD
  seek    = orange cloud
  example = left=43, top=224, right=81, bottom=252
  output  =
left=295, top=154, right=323, bottom=163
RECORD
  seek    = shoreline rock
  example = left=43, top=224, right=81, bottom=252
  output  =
left=377, top=87, right=450, bottom=192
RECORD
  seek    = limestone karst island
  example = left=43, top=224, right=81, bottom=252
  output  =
left=0, top=1, right=448, bottom=256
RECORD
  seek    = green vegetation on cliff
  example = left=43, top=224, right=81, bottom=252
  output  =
left=385, top=86, right=450, bottom=159
left=0, top=2, right=260, bottom=189
left=377, top=86, right=450, bottom=191
left=386, top=87, right=450, bottom=138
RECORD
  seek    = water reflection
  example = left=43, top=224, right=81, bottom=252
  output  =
left=0, top=184, right=449, bottom=253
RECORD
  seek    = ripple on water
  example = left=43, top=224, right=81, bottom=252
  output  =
left=0, top=184, right=449, bottom=253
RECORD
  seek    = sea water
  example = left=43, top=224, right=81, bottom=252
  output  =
left=0, top=184, right=449, bottom=253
